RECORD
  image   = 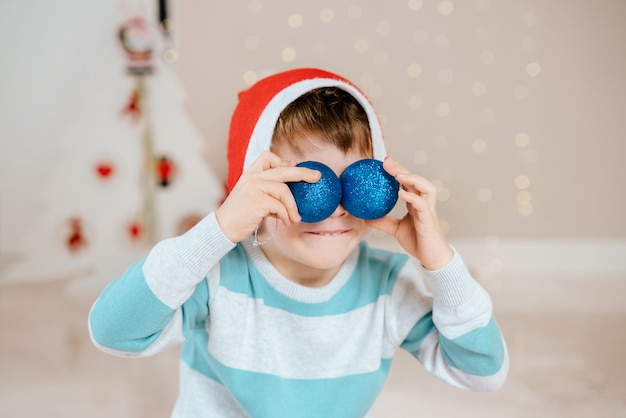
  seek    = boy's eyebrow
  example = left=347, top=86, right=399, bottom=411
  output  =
left=272, top=135, right=322, bottom=156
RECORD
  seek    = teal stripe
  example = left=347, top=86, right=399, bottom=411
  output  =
left=184, top=338, right=392, bottom=418
left=89, top=259, right=174, bottom=352
left=440, top=317, right=505, bottom=376
left=222, top=358, right=391, bottom=418
left=179, top=276, right=394, bottom=417
left=180, top=278, right=220, bottom=377
left=219, top=242, right=409, bottom=316
left=400, top=311, right=436, bottom=357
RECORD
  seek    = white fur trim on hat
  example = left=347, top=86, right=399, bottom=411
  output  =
left=243, top=78, right=387, bottom=171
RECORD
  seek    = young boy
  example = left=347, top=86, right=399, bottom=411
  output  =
left=89, top=68, right=508, bottom=417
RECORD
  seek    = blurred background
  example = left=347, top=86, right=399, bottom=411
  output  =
left=1, top=0, right=625, bottom=417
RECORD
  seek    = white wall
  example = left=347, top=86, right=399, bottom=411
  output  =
left=0, top=1, right=123, bottom=255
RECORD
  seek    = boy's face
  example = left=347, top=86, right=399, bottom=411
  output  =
left=260, top=136, right=370, bottom=288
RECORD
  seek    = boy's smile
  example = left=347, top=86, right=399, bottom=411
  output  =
left=306, top=229, right=349, bottom=237
left=259, top=136, right=371, bottom=288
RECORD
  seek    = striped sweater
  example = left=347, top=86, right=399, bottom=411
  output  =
left=89, top=212, right=508, bottom=417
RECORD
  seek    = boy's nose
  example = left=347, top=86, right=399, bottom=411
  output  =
left=329, top=203, right=348, bottom=218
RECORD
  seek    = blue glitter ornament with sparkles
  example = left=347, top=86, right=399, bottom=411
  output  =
left=287, top=161, right=342, bottom=223
left=340, top=159, right=399, bottom=220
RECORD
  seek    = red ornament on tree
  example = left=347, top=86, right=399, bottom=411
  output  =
left=121, top=88, right=141, bottom=122
left=66, top=217, right=88, bottom=253
left=155, top=155, right=176, bottom=188
left=128, top=221, right=142, bottom=241
left=95, top=162, right=115, bottom=179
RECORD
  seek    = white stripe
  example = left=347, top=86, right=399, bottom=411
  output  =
left=143, top=240, right=204, bottom=309
left=382, top=261, right=433, bottom=355
left=206, top=262, right=221, bottom=307
left=143, top=212, right=235, bottom=310
left=417, top=331, right=509, bottom=391
left=208, top=287, right=387, bottom=379
left=172, top=362, right=248, bottom=418
left=243, top=78, right=386, bottom=172
left=244, top=236, right=359, bottom=304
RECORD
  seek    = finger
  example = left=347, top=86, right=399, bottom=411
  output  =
left=382, top=156, right=410, bottom=177
left=397, top=172, right=436, bottom=199
left=265, top=198, right=295, bottom=224
left=259, top=166, right=322, bottom=184
left=256, top=181, right=302, bottom=223
left=248, top=151, right=300, bottom=175
left=398, top=188, right=430, bottom=213
left=384, top=157, right=434, bottom=195
left=245, top=151, right=282, bottom=172
left=252, top=184, right=297, bottom=223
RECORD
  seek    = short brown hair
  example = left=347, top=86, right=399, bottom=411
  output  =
left=271, top=87, right=372, bottom=157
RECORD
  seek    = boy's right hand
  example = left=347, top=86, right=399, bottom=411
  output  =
left=215, top=151, right=321, bottom=243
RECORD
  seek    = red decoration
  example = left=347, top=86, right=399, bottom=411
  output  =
left=95, top=162, right=115, bottom=179
left=155, top=155, right=176, bottom=187
left=128, top=221, right=142, bottom=241
left=121, top=89, right=141, bottom=121
left=66, top=217, right=88, bottom=253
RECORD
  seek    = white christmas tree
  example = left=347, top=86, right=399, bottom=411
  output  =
left=1, top=13, right=223, bottom=289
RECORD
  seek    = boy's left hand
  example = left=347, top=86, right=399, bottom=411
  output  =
left=366, top=157, right=453, bottom=270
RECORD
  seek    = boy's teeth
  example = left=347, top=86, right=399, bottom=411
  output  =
left=318, top=232, right=339, bottom=237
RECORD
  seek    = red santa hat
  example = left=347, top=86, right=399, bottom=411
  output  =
left=226, top=68, right=387, bottom=192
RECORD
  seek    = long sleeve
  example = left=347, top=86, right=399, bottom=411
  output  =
left=392, top=248, right=508, bottom=391
left=88, top=212, right=235, bottom=357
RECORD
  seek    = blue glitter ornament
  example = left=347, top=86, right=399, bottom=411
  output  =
left=340, top=159, right=399, bottom=220
left=287, top=161, right=342, bottom=223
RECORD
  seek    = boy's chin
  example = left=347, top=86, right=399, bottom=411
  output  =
left=300, top=239, right=359, bottom=266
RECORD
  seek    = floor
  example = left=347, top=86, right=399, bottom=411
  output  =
left=1, top=275, right=625, bottom=418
